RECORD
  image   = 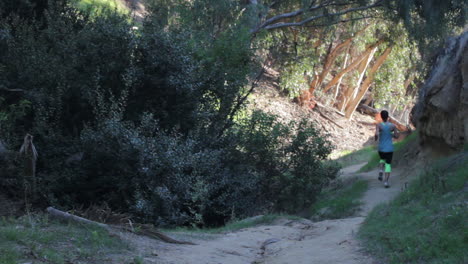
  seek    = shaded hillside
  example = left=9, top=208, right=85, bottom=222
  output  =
left=249, top=67, right=376, bottom=153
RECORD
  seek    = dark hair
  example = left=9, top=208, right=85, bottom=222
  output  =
left=380, top=110, right=389, bottom=122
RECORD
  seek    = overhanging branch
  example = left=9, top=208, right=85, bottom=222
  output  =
left=0, top=87, right=24, bottom=92
left=251, top=0, right=384, bottom=34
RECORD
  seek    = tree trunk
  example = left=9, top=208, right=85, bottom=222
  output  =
left=322, top=39, right=384, bottom=94
left=339, top=46, right=377, bottom=111
left=344, top=45, right=393, bottom=119
left=332, top=44, right=351, bottom=105
left=363, top=93, right=373, bottom=106
left=309, top=26, right=368, bottom=94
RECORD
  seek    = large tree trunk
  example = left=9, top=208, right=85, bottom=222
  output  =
left=321, top=39, right=384, bottom=94
left=338, top=46, right=377, bottom=111
left=332, top=44, right=351, bottom=105
left=344, top=45, right=393, bottom=119
left=308, top=26, right=368, bottom=94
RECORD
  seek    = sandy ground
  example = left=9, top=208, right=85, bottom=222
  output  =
left=120, top=163, right=410, bottom=264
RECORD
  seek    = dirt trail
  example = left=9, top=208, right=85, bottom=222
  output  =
left=124, top=164, right=409, bottom=264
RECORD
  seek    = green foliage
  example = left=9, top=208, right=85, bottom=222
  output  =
left=372, top=24, right=421, bottom=109
left=234, top=111, right=340, bottom=212
left=0, top=0, right=66, bottom=20
left=388, top=0, right=467, bottom=56
left=75, top=116, right=259, bottom=227
left=0, top=0, right=339, bottom=228
left=0, top=98, right=31, bottom=143
left=75, top=0, right=129, bottom=16
left=310, top=178, right=368, bottom=220
left=279, top=63, right=313, bottom=98
left=359, top=154, right=468, bottom=264
left=0, top=215, right=128, bottom=264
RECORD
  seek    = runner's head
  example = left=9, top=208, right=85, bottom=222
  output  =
left=380, top=110, right=389, bottom=122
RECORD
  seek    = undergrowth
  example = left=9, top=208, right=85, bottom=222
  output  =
left=75, top=0, right=129, bottom=15
left=359, top=153, right=468, bottom=264
left=0, top=215, right=130, bottom=264
left=309, top=178, right=368, bottom=220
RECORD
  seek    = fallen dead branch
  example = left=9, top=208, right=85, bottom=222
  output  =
left=47, top=207, right=195, bottom=245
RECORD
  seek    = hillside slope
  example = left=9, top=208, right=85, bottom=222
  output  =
left=248, top=67, right=376, bottom=153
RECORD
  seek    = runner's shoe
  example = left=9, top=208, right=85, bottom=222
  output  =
left=378, top=172, right=383, bottom=181
left=384, top=181, right=390, bottom=188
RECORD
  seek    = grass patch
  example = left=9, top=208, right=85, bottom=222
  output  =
left=359, top=132, right=418, bottom=172
left=165, top=214, right=303, bottom=234
left=309, top=178, right=368, bottom=220
left=0, top=214, right=129, bottom=264
left=75, top=0, right=129, bottom=16
left=332, top=146, right=375, bottom=168
left=359, top=153, right=468, bottom=264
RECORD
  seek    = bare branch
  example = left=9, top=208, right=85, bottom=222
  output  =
left=303, top=16, right=376, bottom=28
left=252, top=2, right=335, bottom=34
left=218, top=66, right=266, bottom=137
left=0, top=86, right=24, bottom=92
left=252, top=0, right=384, bottom=34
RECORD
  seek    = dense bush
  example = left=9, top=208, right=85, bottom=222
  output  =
left=233, top=111, right=339, bottom=212
left=0, top=2, right=339, bottom=226
left=74, top=116, right=259, bottom=226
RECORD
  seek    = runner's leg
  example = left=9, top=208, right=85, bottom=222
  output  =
left=378, top=152, right=385, bottom=181
left=384, top=152, right=393, bottom=188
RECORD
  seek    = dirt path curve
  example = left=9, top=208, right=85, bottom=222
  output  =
left=126, top=164, right=408, bottom=264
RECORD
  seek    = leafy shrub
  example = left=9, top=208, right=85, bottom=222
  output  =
left=43, top=115, right=258, bottom=227
left=233, top=111, right=340, bottom=212
left=0, top=2, right=339, bottom=227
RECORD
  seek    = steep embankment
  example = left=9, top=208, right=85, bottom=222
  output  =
left=412, top=31, right=468, bottom=152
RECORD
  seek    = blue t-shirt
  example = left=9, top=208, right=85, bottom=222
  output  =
left=378, top=122, right=395, bottom=152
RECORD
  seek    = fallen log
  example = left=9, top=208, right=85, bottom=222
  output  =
left=47, top=207, right=195, bottom=245
left=356, top=104, right=410, bottom=132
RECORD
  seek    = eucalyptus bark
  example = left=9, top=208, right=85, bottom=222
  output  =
left=339, top=47, right=377, bottom=111
left=332, top=44, right=351, bottom=105
left=322, top=39, right=384, bottom=94
left=344, top=45, right=393, bottom=118
left=309, top=26, right=368, bottom=94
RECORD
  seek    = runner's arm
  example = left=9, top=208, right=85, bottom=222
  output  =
left=392, top=124, right=399, bottom=139
left=374, top=124, right=380, bottom=141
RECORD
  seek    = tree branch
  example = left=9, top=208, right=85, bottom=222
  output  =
left=252, top=0, right=384, bottom=34
left=0, top=86, right=24, bottom=92
left=218, top=67, right=266, bottom=137
left=303, top=16, right=376, bottom=28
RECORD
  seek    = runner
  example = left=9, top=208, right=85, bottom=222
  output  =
left=374, top=110, right=398, bottom=188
